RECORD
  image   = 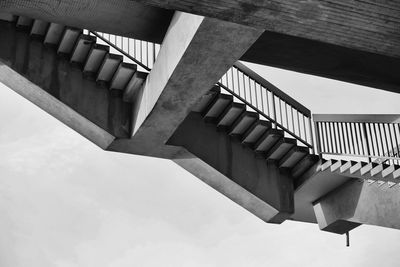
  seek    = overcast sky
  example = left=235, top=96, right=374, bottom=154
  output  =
left=1, top=64, right=400, bottom=267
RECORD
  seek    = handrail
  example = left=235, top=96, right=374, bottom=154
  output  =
left=87, top=30, right=160, bottom=72
left=314, top=114, right=400, bottom=165
left=313, top=114, right=400, bottom=124
left=218, top=65, right=314, bottom=151
left=234, top=62, right=311, bottom=117
left=89, top=30, right=315, bottom=152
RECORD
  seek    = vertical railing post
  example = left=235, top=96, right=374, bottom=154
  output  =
left=314, top=120, right=322, bottom=159
left=309, top=116, right=315, bottom=154
left=271, top=92, right=277, bottom=129
left=362, top=122, right=371, bottom=163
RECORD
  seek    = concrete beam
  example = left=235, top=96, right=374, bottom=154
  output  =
left=173, top=149, right=288, bottom=224
left=132, top=0, right=400, bottom=59
left=313, top=180, right=400, bottom=234
left=0, top=21, right=131, bottom=148
left=0, top=0, right=173, bottom=43
left=0, top=61, right=115, bottom=149
left=168, top=112, right=294, bottom=223
left=242, top=32, right=400, bottom=93
left=108, top=12, right=263, bottom=158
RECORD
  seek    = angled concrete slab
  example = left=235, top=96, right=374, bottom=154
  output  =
left=173, top=149, right=286, bottom=224
left=313, top=179, right=400, bottom=234
left=0, top=61, right=115, bottom=149
left=0, top=0, right=173, bottom=43
left=169, top=112, right=294, bottom=223
left=108, top=12, right=264, bottom=158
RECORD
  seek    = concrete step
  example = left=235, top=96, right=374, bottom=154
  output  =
left=370, top=163, right=388, bottom=177
left=320, top=159, right=338, bottom=172
left=360, top=162, right=379, bottom=175
left=229, top=111, right=258, bottom=137
left=339, top=160, right=356, bottom=173
left=123, top=71, right=148, bottom=102
left=83, top=44, right=109, bottom=77
left=265, top=137, right=297, bottom=161
left=0, top=13, right=17, bottom=22
left=330, top=159, right=346, bottom=172
left=30, top=20, right=49, bottom=38
left=110, top=62, right=137, bottom=91
left=291, top=154, right=319, bottom=178
left=57, top=28, right=82, bottom=56
left=279, top=146, right=309, bottom=169
left=16, top=16, right=33, bottom=30
left=382, top=164, right=400, bottom=179
left=191, top=85, right=220, bottom=113
left=70, top=35, right=96, bottom=67
left=254, top=128, right=283, bottom=154
left=216, top=102, right=245, bottom=129
left=349, top=161, right=368, bottom=174
left=203, top=94, right=233, bottom=122
left=96, top=53, right=123, bottom=84
left=44, top=23, right=65, bottom=46
left=242, top=120, right=272, bottom=147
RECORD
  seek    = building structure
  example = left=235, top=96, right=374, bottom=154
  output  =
left=1, top=0, right=400, bottom=236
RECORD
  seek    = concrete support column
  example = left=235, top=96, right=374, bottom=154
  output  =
left=313, top=180, right=400, bottom=234
left=108, top=12, right=263, bottom=158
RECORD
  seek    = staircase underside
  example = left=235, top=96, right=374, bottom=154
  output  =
left=1, top=14, right=400, bottom=235
left=2, top=1, right=400, bottom=92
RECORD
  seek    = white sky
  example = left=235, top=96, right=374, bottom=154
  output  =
left=1, top=65, right=400, bottom=267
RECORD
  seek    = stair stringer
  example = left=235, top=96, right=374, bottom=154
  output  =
left=168, top=112, right=295, bottom=223
left=0, top=20, right=132, bottom=147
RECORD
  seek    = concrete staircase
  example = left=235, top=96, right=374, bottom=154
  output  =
left=192, top=86, right=320, bottom=180
left=319, top=159, right=400, bottom=187
left=6, top=15, right=147, bottom=103
left=2, top=13, right=400, bottom=233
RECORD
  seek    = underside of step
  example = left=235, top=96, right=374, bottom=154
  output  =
left=192, top=86, right=320, bottom=180
left=0, top=14, right=150, bottom=143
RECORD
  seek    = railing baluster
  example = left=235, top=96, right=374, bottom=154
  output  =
left=272, top=94, right=277, bottom=129
left=383, top=124, right=391, bottom=158
left=388, top=124, right=395, bottom=158
left=394, top=124, right=400, bottom=158
left=315, top=121, right=321, bottom=156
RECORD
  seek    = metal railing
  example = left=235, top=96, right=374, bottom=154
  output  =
left=314, top=114, right=400, bottom=165
left=85, top=30, right=160, bottom=72
left=87, top=31, right=314, bottom=152
left=218, top=62, right=314, bottom=152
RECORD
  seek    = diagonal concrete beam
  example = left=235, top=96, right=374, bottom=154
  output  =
left=173, top=149, right=288, bottom=224
left=313, top=179, right=400, bottom=234
left=169, top=112, right=294, bottom=223
left=108, top=12, right=264, bottom=158
left=0, top=1, right=173, bottom=43
left=131, top=0, right=400, bottom=59
left=0, top=61, right=115, bottom=149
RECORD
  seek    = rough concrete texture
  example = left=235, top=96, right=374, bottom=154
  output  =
left=292, top=165, right=350, bottom=224
left=108, top=12, right=264, bottom=158
left=0, top=0, right=173, bottom=43
left=0, top=21, right=131, bottom=144
left=313, top=180, right=400, bottom=234
left=0, top=61, right=115, bottom=149
left=173, top=149, right=286, bottom=224
left=242, top=31, right=400, bottom=93
left=168, top=112, right=294, bottom=223
left=132, top=0, right=400, bottom=59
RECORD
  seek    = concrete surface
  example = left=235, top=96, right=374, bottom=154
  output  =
left=108, top=11, right=264, bottom=158
left=0, top=61, right=115, bottom=149
left=0, top=21, right=130, bottom=146
left=0, top=0, right=173, bottom=43
left=169, top=112, right=294, bottom=223
left=132, top=0, right=400, bottom=59
left=314, top=180, right=400, bottom=234
left=173, top=149, right=287, bottom=224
